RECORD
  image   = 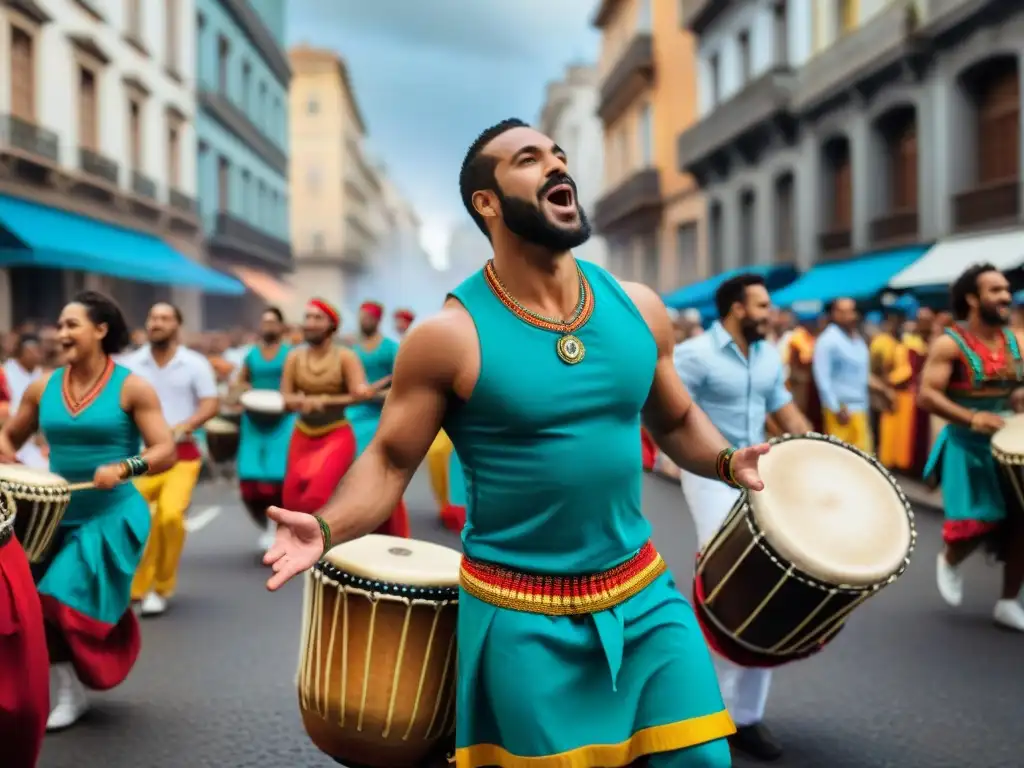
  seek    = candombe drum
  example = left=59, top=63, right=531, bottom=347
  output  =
left=990, top=413, right=1024, bottom=519
left=203, top=417, right=239, bottom=464
left=239, top=389, right=286, bottom=425
left=694, top=432, right=915, bottom=667
left=0, top=464, right=73, bottom=562
left=298, top=535, right=460, bottom=767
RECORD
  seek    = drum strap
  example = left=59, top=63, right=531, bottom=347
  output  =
left=460, top=541, right=666, bottom=616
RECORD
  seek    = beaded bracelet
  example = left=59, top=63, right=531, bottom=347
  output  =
left=315, top=515, right=332, bottom=557
left=118, top=455, right=150, bottom=480
left=716, top=447, right=742, bottom=489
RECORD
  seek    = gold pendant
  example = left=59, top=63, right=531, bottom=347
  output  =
left=556, top=334, right=585, bottom=365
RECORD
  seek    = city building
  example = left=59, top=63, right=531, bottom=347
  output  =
left=195, top=0, right=292, bottom=328
left=0, top=0, right=240, bottom=331
left=592, top=0, right=706, bottom=293
left=537, top=64, right=607, bottom=267
left=677, top=0, right=1024, bottom=303
left=288, top=45, right=387, bottom=325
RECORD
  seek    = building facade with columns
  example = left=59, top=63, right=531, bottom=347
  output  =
left=592, top=0, right=706, bottom=293
left=678, top=0, right=1024, bottom=277
left=0, top=0, right=220, bottom=331
left=537, top=64, right=608, bottom=268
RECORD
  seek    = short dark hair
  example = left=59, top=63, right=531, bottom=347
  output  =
left=70, top=291, right=131, bottom=355
left=459, top=118, right=529, bottom=237
left=951, top=262, right=1000, bottom=320
left=263, top=306, right=284, bottom=323
left=14, top=332, right=39, bottom=355
left=826, top=297, right=854, bottom=316
left=150, top=301, right=183, bottom=324
left=714, top=273, right=767, bottom=319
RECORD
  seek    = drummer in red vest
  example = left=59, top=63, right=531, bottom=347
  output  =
left=393, top=308, right=414, bottom=338
left=674, top=274, right=812, bottom=762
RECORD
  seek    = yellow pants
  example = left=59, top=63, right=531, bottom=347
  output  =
left=822, top=409, right=873, bottom=454
left=426, top=430, right=453, bottom=512
left=130, top=459, right=202, bottom=600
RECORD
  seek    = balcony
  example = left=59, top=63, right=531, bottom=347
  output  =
left=169, top=188, right=196, bottom=215
left=598, top=34, right=654, bottom=123
left=209, top=212, right=292, bottom=270
left=131, top=170, right=157, bottom=200
left=818, top=228, right=852, bottom=259
left=0, top=114, right=59, bottom=167
left=592, top=168, right=662, bottom=233
left=166, top=187, right=199, bottom=232
left=870, top=209, right=919, bottom=245
left=792, top=2, right=925, bottom=116
left=78, top=147, right=118, bottom=186
left=677, top=68, right=794, bottom=174
left=682, top=0, right=731, bottom=34
left=953, top=180, right=1020, bottom=232
left=198, top=90, right=287, bottom=174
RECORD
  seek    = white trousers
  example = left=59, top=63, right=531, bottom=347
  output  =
left=681, top=470, right=772, bottom=727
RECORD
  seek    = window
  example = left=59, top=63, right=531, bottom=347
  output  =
left=738, top=31, right=751, bottom=84
left=259, top=82, right=268, bottom=128
left=774, top=173, right=795, bottom=258
left=829, top=142, right=853, bottom=229
left=257, top=180, right=266, bottom=220
left=739, top=189, right=756, bottom=265
left=78, top=66, right=98, bottom=149
left=165, top=0, right=179, bottom=71
left=241, top=169, right=251, bottom=216
left=218, top=156, right=230, bottom=212
left=773, top=1, right=789, bottom=66
left=889, top=118, right=918, bottom=210
left=978, top=67, right=1020, bottom=185
left=837, top=0, right=856, bottom=36
left=638, top=102, right=653, bottom=166
left=312, top=232, right=325, bottom=252
left=128, top=100, right=141, bottom=169
left=637, top=0, right=652, bottom=31
left=9, top=25, right=35, bottom=121
left=676, top=223, right=698, bottom=284
left=709, top=54, right=721, bottom=106
left=217, top=35, right=229, bottom=93
left=307, top=96, right=319, bottom=114
left=167, top=124, right=181, bottom=187
left=242, top=62, right=251, bottom=111
left=709, top=201, right=723, bottom=273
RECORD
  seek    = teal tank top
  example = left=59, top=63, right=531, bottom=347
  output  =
left=351, top=337, right=399, bottom=420
left=39, top=364, right=142, bottom=523
left=245, top=343, right=290, bottom=390
left=444, top=260, right=657, bottom=574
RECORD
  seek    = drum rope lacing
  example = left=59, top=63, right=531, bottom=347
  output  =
left=0, top=478, right=70, bottom=561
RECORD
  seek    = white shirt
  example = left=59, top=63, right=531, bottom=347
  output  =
left=121, top=344, right=219, bottom=427
left=2, top=359, right=46, bottom=468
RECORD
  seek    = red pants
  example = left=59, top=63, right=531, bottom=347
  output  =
left=239, top=480, right=283, bottom=529
left=0, top=539, right=48, bottom=768
left=640, top=428, right=657, bottom=472
left=441, top=504, right=466, bottom=533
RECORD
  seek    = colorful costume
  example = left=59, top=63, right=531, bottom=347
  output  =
left=925, top=326, right=1024, bottom=544
left=0, top=536, right=48, bottom=768
left=784, top=327, right=823, bottom=433
left=350, top=333, right=409, bottom=538
left=447, top=261, right=733, bottom=767
left=238, top=344, right=294, bottom=524
left=874, top=333, right=916, bottom=472
left=904, top=332, right=932, bottom=476
left=813, top=324, right=873, bottom=453
left=36, top=363, right=148, bottom=690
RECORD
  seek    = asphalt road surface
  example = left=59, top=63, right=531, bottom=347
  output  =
left=38, top=470, right=1022, bottom=768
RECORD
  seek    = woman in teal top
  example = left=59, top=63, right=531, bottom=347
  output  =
left=0, top=291, right=175, bottom=733
left=236, top=307, right=294, bottom=543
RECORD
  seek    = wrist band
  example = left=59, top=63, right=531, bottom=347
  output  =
left=119, top=455, right=149, bottom=480
left=716, top=448, right=742, bottom=489
left=315, top=515, right=332, bottom=558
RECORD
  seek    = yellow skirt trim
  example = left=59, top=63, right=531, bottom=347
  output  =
left=294, top=418, right=349, bottom=438
left=455, top=710, right=735, bottom=768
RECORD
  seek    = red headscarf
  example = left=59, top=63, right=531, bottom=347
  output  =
left=360, top=301, right=384, bottom=321
left=307, top=298, right=340, bottom=328
left=393, top=309, right=415, bottom=324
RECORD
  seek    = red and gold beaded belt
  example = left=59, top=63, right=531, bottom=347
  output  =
left=459, top=541, right=666, bottom=615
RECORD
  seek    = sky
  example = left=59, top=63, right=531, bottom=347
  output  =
left=287, top=0, right=601, bottom=266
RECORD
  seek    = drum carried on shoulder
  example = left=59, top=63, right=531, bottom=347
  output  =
left=298, top=535, right=460, bottom=768
left=0, top=464, right=74, bottom=562
left=694, top=432, right=915, bottom=667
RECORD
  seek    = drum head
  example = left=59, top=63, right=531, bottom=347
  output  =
left=240, top=389, right=285, bottom=414
left=991, top=414, right=1024, bottom=458
left=324, top=535, right=461, bottom=587
left=0, top=464, right=66, bottom=486
left=206, top=417, right=239, bottom=435
left=749, top=436, right=912, bottom=587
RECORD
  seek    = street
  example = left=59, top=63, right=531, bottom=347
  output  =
left=38, top=469, right=1022, bottom=768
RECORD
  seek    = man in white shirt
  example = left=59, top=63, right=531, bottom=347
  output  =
left=2, top=334, right=46, bottom=468
left=121, top=303, right=219, bottom=616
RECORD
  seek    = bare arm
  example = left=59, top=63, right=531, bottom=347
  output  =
left=318, top=310, right=469, bottom=543
left=341, top=348, right=373, bottom=402
left=773, top=401, right=813, bottom=434
left=0, top=376, right=47, bottom=457
left=122, top=375, right=176, bottom=475
left=917, top=334, right=977, bottom=426
left=624, top=282, right=730, bottom=478
left=181, top=357, right=221, bottom=433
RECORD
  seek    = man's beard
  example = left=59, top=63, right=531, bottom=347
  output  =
left=498, top=189, right=591, bottom=252
left=740, top=317, right=767, bottom=343
left=359, top=323, right=378, bottom=337
left=261, top=332, right=280, bottom=344
left=149, top=335, right=172, bottom=349
left=304, top=330, right=330, bottom=346
left=980, top=303, right=1009, bottom=327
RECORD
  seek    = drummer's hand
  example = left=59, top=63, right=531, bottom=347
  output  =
left=971, top=411, right=1005, bottom=435
left=93, top=463, right=125, bottom=489
left=263, top=507, right=324, bottom=591
left=731, top=443, right=770, bottom=492
left=301, top=396, right=325, bottom=414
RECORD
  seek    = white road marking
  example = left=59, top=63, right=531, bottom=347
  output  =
left=185, top=505, right=223, bottom=533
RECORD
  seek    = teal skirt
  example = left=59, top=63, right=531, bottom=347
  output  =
left=925, top=424, right=1006, bottom=525
left=237, top=411, right=295, bottom=482
left=455, top=571, right=735, bottom=767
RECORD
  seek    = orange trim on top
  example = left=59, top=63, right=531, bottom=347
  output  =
left=61, top=358, right=115, bottom=418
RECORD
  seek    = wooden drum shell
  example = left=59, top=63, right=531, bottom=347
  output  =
left=1, top=475, right=70, bottom=563
left=298, top=562, right=458, bottom=768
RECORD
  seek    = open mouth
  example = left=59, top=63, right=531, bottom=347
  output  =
left=544, top=183, right=575, bottom=211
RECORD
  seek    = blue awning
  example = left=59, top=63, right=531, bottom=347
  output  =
left=770, top=246, right=929, bottom=312
left=663, top=263, right=798, bottom=310
left=0, top=195, right=244, bottom=295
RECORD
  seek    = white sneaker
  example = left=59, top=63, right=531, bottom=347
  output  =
left=993, top=599, right=1024, bottom=631
left=46, top=663, right=88, bottom=731
left=140, top=592, right=168, bottom=617
left=936, top=553, right=964, bottom=607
